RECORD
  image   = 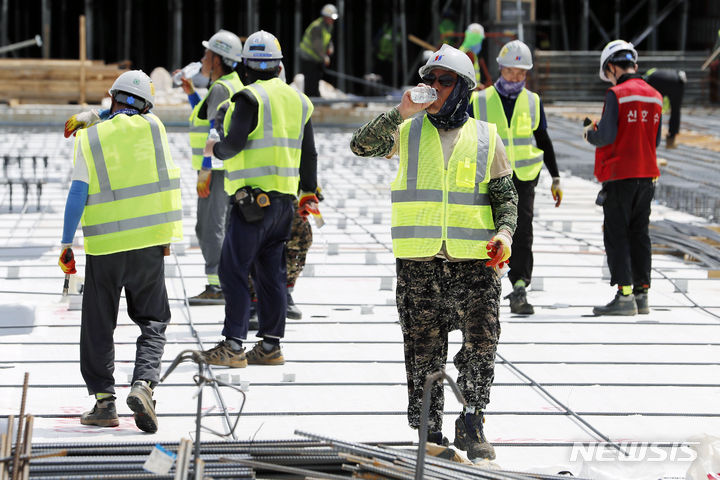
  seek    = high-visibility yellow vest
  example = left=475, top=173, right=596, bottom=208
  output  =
left=391, top=115, right=497, bottom=259
left=188, top=72, right=243, bottom=170
left=472, top=86, right=543, bottom=181
left=300, top=17, right=332, bottom=62
left=223, top=78, right=314, bottom=196
left=75, top=113, right=183, bottom=255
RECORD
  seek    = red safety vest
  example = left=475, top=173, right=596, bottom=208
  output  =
left=594, top=78, right=662, bottom=183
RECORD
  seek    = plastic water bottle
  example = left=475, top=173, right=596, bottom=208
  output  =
left=172, top=62, right=202, bottom=87
left=410, top=85, right=438, bottom=104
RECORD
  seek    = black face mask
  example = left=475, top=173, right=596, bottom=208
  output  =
left=426, top=78, right=470, bottom=130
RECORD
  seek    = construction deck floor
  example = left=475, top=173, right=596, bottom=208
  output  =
left=1, top=106, right=720, bottom=478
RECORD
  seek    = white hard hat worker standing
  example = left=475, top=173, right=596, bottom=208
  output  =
left=584, top=40, right=662, bottom=317
left=350, top=43, right=519, bottom=461
left=459, top=23, right=485, bottom=87
left=469, top=39, right=562, bottom=316
left=59, top=69, right=182, bottom=433
left=299, top=3, right=338, bottom=97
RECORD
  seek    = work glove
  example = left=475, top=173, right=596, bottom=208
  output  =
left=298, top=192, right=320, bottom=218
left=486, top=230, right=512, bottom=269
left=551, top=177, right=563, bottom=207
left=197, top=169, right=212, bottom=198
left=64, top=110, right=101, bottom=138
left=582, top=117, right=595, bottom=141
left=58, top=245, right=76, bottom=275
left=315, top=185, right=325, bottom=202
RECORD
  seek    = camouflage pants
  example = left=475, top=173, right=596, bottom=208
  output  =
left=249, top=200, right=312, bottom=300
left=396, top=258, right=501, bottom=431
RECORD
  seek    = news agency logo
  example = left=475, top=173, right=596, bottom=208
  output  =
left=569, top=442, right=698, bottom=463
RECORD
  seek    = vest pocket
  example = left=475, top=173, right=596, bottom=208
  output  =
left=515, top=112, right=532, bottom=136
left=456, top=157, right=476, bottom=188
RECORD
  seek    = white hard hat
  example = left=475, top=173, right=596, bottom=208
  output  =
left=466, top=23, right=485, bottom=37
left=109, top=70, right=155, bottom=109
left=418, top=43, right=477, bottom=90
left=321, top=4, right=339, bottom=20
left=599, top=39, right=638, bottom=82
left=496, top=40, right=533, bottom=70
left=202, top=29, right=243, bottom=67
left=242, top=30, right=283, bottom=71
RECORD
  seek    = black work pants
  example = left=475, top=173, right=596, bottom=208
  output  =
left=645, top=72, right=685, bottom=137
left=602, top=178, right=654, bottom=288
left=219, top=196, right=294, bottom=341
left=80, top=246, right=171, bottom=395
left=508, top=173, right=539, bottom=287
left=300, top=58, right=323, bottom=97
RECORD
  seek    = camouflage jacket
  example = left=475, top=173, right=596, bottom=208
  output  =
left=350, top=108, right=518, bottom=236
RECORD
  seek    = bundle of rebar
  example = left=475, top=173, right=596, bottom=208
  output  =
left=650, top=219, right=720, bottom=268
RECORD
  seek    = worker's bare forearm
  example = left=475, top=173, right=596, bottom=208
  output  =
left=488, top=174, right=518, bottom=236
left=349, top=108, right=403, bottom=158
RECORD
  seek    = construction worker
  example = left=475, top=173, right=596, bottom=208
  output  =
left=459, top=23, right=485, bottom=88
left=58, top=70, right=183, bottom=433
left=644, top=68, right=686, bottom=149
left=350, top=44, right=518, bottom=461
left=299, top=3, right=338, bottom=97
left=584, top=40, right=662, bottom=316
left=183, top=29, right=244, bottom=305
left=199, top=30, right=318, bottom=367
left=470, top=40, right=562, bottom=315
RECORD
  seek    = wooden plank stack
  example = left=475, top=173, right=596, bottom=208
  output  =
left=0, top=59, right=130, bottom=105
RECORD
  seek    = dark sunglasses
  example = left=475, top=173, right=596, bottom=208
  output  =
left=421, top=73, right=457, bottom=87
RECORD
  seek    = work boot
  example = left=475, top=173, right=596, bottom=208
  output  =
left=126, top=381, right=158, bottom=433
left=505, top=285, right=535, bottom=315
left=454, top=412, right=496, bottom=461
left=426, top=430, right=449, bottom=447
left=666, top=134, right=676, bottom=149
left=246, top=341, right=285, bottom=365
left=80, top=397, right=119, bottom=427
left=248, top=303, right=259, bottom=331
left=593, top=292, right=637, bottom=316
left=188, top=285, right=224, bottom=306
left=200, top=340, right=248, bottom=368
left=286, top=289, right=302, bottom=320
left=635, top=292, right=649, bottom=314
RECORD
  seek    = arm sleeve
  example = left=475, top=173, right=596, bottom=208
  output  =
left=488, top=174, right=518, bottom=236
left=349, top=107, right=403, bottom=158
left=656, top=116, right=662, bottom=147
left=586, top=90, right=618, bottom=147
left=187, top=92, right=201, bottom=108
left=212, top=92, right=258, bottom=160
left=61, top=180, right=88, bottom=244
left=298, top=120, right=318, bottom=193
left=534, top=130, right=560, bottom=178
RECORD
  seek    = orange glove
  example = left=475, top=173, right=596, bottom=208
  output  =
left=64, top=110, right=100, bottom=138
left=486, top=231, right=512, bottom=269
left=298, top=192, right=320, bottom=218
left=551, top=177, right=563, bottom=207
left=197, top=169, right=212, bottom=198
left=58, top=246, right=76, bottom=274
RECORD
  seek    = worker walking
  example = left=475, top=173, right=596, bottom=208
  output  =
left=58, top=70, right=183, bottom=432
left=184, top=29, right=244, bottom=305
left=643, top=68, right=686, bottom=148
left=584, top=40, right=662, bottom=316
left=200, top=30, right=319, bottom=367
left=459, top=23, right=485, bottom=88
left=299, top=3, right=338, bottom=97
left=470, top=40, right=562, bottom=315
left=350, top=44, right=518, bottom=460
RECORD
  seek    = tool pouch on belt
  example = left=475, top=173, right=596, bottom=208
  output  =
left=234, top=186, right=271, bottom=223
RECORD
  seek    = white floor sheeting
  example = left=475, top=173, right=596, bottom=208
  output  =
left=1, top=124, right=719, bottom=479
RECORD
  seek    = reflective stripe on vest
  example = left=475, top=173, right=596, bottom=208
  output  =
left=188, top=73, right=243, bottom=170
left=223, top=78, right=314, bottom=195
left=79, top=113, right=183, bottom=255
left=390, top=115, right=497, bottom=259
left=473, top=86, right=544, bottom=181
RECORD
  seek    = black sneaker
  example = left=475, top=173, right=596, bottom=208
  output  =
left=81, top=397, right=119, bottom=427
left=286, top=291, right=302, bottom=320
left=593, top=292, right=637, bottom=316
left=188, top=285, right=224, bottom=306
left=454, top=412, right=496, bottom=460
left=635, top=292, right=649, bottom=314
left=505, top=285, right=535, bottom=315
left=126, top=380, right=158, bottom=433
left=426, top=430, right=449, bottom=446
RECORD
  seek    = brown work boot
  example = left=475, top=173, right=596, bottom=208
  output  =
left=188, top=285, right=224, bottom=306
left=246, top=341, right=285, bottom=365
left=126, top=380, right=158, bottom=433
left=454, top=412, right=496, bottom=461
left=200, top=340, right=248, bottom=368
left=81, top=397, right=119, bottom=427
left=666, top=134, right=676, bottom=149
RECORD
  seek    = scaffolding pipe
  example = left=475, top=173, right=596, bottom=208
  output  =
left=516, top=0, right=524, bottom=42
left=41, top=0, right=50, bottom=58
left=84, top=0, right=93, bottom=59
left=0, top=36, right=42, bottom=55
left=123, top=0, right=131, bottom=60
left=172, top=0, right=182, bottom=69
left=400, top=0, right=408, bottom=87
left=679, top=0, right=688, bottom=51
left=294, top=0, right=301, bottom=79
left=364, top=0, right=372, bottom=78
left=214, top=0, right=222, bottom=32
left=0, top=0, right=7, bottom=55
left=338, top=0, right=346, bottom=92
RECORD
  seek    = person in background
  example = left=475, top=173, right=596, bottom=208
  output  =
left=643, top=68, right=686, bottom=149
left=299, top=3, right=338, bottom=97
left=459, top=23, right=485, bottom=88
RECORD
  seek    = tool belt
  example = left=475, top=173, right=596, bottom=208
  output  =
left=233, top=186, right=271, bottom=223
